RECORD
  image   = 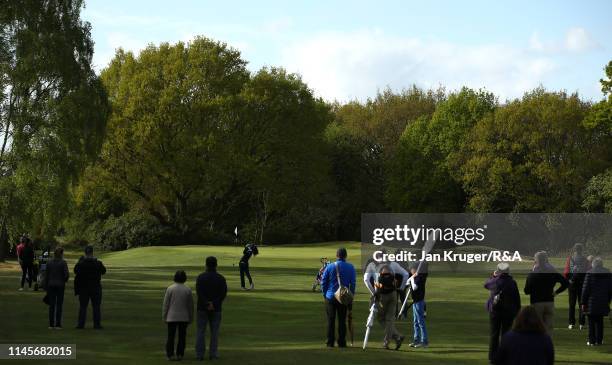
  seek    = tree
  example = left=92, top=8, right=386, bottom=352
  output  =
left=97, top=40, right=331, bottom=243
left=458, top=89, right=598, bottom=212
left=387, top=88, right=496, bottom=212
left=0, top=0, right=108, bottom=260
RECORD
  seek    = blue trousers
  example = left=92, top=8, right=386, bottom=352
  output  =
left=412, top=300, right=428, bottom=344
left=195, top=310, right=222, bottom=359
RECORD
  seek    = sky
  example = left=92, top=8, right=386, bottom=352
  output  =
left=81, top=0, right=612, bottom=102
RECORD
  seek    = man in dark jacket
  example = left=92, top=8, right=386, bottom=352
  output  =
left=19, top=239, right=35, bottom=291
left=581, top=257, right=612, bottom=346
left=195, top=256, right=227, bottom=360
left=74, top=245, right=106, bottom=329
left=44, top=247, right=69, bottom=328
left=524, top=251, right=568, bottom=335
left=484, top=262, right=521, bottom=363
left=564, top=243, right=589, bottom=329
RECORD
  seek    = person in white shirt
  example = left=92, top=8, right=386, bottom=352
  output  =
left=363, top=253, right=410, bottom=350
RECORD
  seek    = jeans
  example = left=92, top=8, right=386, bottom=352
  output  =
left=325, top=298, right=348, bottom=347
left=588, top=315, right=604, bottom=344
left=20, top=262, right=33, bottom=288
left=195, top=311, right=222, bottom=359
left=239, top=262, right=252, bottom=288
left=568, top=279, right=585, bottom=326
left=78, top=287, right=102, bottom=328
left=47, top=285, right=65, bottom=327
left=412, top=300, right=428, bottom=344
left=489, top=312, right=514, bottom=362
left=166, top=322, right=188, bottom=358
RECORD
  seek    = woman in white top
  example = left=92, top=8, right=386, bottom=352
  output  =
left=163, top=270, right=194, bottom=361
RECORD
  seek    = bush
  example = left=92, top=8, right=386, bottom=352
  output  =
left=84, top=211, right=171, bottom=251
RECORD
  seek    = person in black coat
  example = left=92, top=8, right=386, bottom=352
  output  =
left=581, top=257, right=612, bottom=346
left=44, top=247, right=69, bottom=328
left=195, top=256, right=227, bottom=360
left=19, top=239, right=35, bottom=290
left=239, top=243, right=258, bottom=290
left=74, top=245, right=107, bottom=329
left=496, top=305, right=554, bottom=365
left=484, top=263, right=521, bottom=364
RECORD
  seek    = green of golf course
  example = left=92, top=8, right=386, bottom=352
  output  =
left=0, top=242, right=610, bottom=364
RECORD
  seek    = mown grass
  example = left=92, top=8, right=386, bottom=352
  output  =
left=0, top=242, right=610, bottom=364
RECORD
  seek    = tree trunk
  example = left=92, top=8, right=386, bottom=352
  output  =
left=0, top=216, right=8, bottom=262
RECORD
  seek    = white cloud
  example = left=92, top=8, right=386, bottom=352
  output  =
left=281, top=30, right=557, bottom=102
left=565, top=27, right=598, bottom=52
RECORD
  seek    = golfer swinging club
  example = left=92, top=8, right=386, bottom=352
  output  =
left=239, top=242, right=258, bottom=290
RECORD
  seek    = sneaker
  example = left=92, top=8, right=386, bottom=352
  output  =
left=414, top=342, right=429, bottom=348
left=18, top=287, right=24, bottom=291
left=55, top=327, right=63, bottom=330
left=409, top=342, right=420, bottom=348
left=167, top=356, right=174, bottom=361
left=568, top=324, right=574, bottom=329
left=587, top=341, right=594, bottom=346
left=395, top=335, right=405, bottom=350
left=249, top=283, right=254, bottom=290
left=48, top=326, right=54, bottom=330
left=241, top=286, right=247, bottom=291
left=579, top=325, right=584, bottom=330
left=209, top=355, right=219, bottom=360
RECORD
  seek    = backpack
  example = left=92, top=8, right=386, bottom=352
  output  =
left=334, top=263, right=353, bottom=306
left=378, top=272, right=396, bottom=294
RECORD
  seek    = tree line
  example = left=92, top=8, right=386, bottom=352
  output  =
left=1, top=1, right=611, bottom=256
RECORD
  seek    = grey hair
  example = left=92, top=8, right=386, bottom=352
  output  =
left=592, top=257, right=603, bottom=269
left=534, top=251, right=548, bottom=265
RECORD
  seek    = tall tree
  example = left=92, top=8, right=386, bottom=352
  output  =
left=0, top=0, right=108, bottom=260
left=458, top=89, right=598, bottom=212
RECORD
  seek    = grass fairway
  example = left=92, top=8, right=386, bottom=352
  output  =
left=1, top=242, right=611, bottom=364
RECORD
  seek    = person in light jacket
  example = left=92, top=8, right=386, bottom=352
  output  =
left=163, top=270, right=194, bottom=361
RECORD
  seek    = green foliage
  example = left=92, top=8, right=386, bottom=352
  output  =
left=600, top=60, right=612, bottom=97
left=387, top=88, right=496, bottom=212
left=582, top=168, right=612, bottom=213
left=94, top=40, right=331, bottom=243
left=0, top=0, right=108, bottom=257
left=84, top=210, right=171, bottom=251
left=458, top=89, right=597, bottom=212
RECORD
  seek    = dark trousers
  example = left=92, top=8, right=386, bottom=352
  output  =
left=195, top=311, right=222, bottom=359
left=78, top=287, right=102, bottom=328
left=166, top=322, right=188, bottom=358
left=47, top=285, right=65, bottom=327
left=588, top=315, right=604, bottom=344
left=568, top=279, right=585, bottom=326
left=325, top=298, right=348, bottom=347
left=20, top=262, right=33, bottom=288
left=239, top=262, right=252, bottom=288
left=489, top=312, right=514, bottom=362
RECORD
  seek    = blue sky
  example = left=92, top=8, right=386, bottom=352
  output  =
left=82, top=0, right=612, bottom=102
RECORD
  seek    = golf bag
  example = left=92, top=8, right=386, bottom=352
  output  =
left=35, top=251, right=49, bottom=291
left=312, top=257, right=329, bottom=292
